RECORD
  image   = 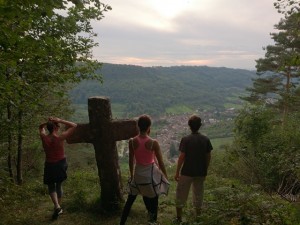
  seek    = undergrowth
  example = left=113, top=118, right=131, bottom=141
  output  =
left=0, top=147, right=299, bottom=225
left=1, top=169, right=299, bottom=225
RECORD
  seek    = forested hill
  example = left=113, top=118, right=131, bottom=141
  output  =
left=70, top=63, right=256, bottom=117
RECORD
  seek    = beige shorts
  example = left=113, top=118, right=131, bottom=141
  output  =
left=175, top=175, right=205, bottom=209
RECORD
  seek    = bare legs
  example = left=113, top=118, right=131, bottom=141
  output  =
left=49, top=192, right=60, bottom=209
left=48, top=182, right=63, bottom=209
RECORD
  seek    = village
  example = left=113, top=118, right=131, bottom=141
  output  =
left=118, top=108, right=237, bottom=161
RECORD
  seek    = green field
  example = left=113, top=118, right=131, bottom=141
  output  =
left=165, top=105, right=194, bottom=115
left=210, top=137, right=233, bottom=150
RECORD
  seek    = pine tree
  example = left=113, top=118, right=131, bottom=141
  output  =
left=243, top=5, right=300, bottom=121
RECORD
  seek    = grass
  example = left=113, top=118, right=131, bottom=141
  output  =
left=165, top=105, right=194, bottom=115
left=223, top=103, right=243, bottom=110
left=1, top=146, right=299, bottom=225
left=210, top=137, right=233, bottom=151
left=70, top=104, right=89, bottom=123
left=111, top=103, right=127, bottom=119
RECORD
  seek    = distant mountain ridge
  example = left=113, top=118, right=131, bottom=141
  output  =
left=70, top=63, right=255, bottom=117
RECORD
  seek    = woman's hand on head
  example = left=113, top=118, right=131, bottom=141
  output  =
left=48, top=117, right=60, bottom=123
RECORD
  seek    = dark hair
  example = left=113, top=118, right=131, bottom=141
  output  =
left=188, top=115, right=202, bottom=132
left=137, top=114, right=152, bottom=133
left=46, top=121, right=59, bottom=134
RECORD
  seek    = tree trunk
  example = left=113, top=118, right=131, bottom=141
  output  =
left=7, top=103, right=15, bottom=183
left=6, top=68, right=15, bottom=183
left=282, top=69, right=291, bottom=125
left=16, top=109, right=23, bottom=185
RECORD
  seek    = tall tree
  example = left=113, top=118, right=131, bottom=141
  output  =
left=0, top=0, right=111, bottom=184
left=233, top=1, right=300, bottom=200
left=243, top=3, right=300, bottom=121
left=274, top=0, right=300, bottom=15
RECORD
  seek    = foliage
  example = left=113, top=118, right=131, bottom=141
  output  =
left=209, top=137, right=233, bottom=152
left=169, top=141, right=179, bottom=159
left=226, top=106, right=300, bottom=197
left=231, top=2, right=300, bottom=200
left=70, top=64, right=255, bottom=117
left=202, top=120, right=234, bottom=139
left=234, top=106, right=275, bottom=147
left=274, top=0, right=300, bottom=15
left=1, top=152, right=299, bottom=225
left=0, top=0, right=110, bottom=184
left=204, top=177, right=299, bottom=225
left=243, top=5, right=300, bottom=120
left=66, top=170, right=100, bottom=212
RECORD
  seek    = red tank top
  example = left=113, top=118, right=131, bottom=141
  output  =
left=134, top=136, right=155, bottom=165
left=42, top=135, right=65, bottom=163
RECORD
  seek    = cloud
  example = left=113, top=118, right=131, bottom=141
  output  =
left=94, top=0, right=282, bottom=69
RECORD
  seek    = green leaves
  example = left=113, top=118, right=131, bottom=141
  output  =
left=245, top=3, right=300, bottom=121
left=0, top=0, right=110, bottom=183
left=231, top=104, right=300, bottom=198
left=274, top=0, right=300, bottom=15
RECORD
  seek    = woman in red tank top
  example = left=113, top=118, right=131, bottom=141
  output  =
left=39, top=117, right=77, bottom=220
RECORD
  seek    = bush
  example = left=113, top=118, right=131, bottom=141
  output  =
left=226, top=106, right=300, bottom=197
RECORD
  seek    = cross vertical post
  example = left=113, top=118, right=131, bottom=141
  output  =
left=67, top=96, right=138, bottom=210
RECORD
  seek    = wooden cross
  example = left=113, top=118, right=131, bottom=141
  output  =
left=66, top=96, right=138, bottom=211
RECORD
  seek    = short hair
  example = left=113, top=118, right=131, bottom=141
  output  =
left=137, top=114, right=152, bottom=132
left=188, top=115, right=202, bottom=132
left=46, top=121, right=59, bottom=134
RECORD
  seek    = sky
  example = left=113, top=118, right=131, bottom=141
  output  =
left=92, top=0, right=282, bottom=70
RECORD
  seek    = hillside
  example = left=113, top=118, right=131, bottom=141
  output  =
left=70, top=63, right=255, bottom=117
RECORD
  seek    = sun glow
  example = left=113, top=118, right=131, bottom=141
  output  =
left=134, top=0, right=195, bottom=31
left=149, top=0, right=191, bottom=19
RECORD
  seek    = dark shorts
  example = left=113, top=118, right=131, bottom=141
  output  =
left=43, top=158, right=68, bottom=185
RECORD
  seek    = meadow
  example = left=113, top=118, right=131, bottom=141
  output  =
left=1, top=142, right=298, bottom=225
